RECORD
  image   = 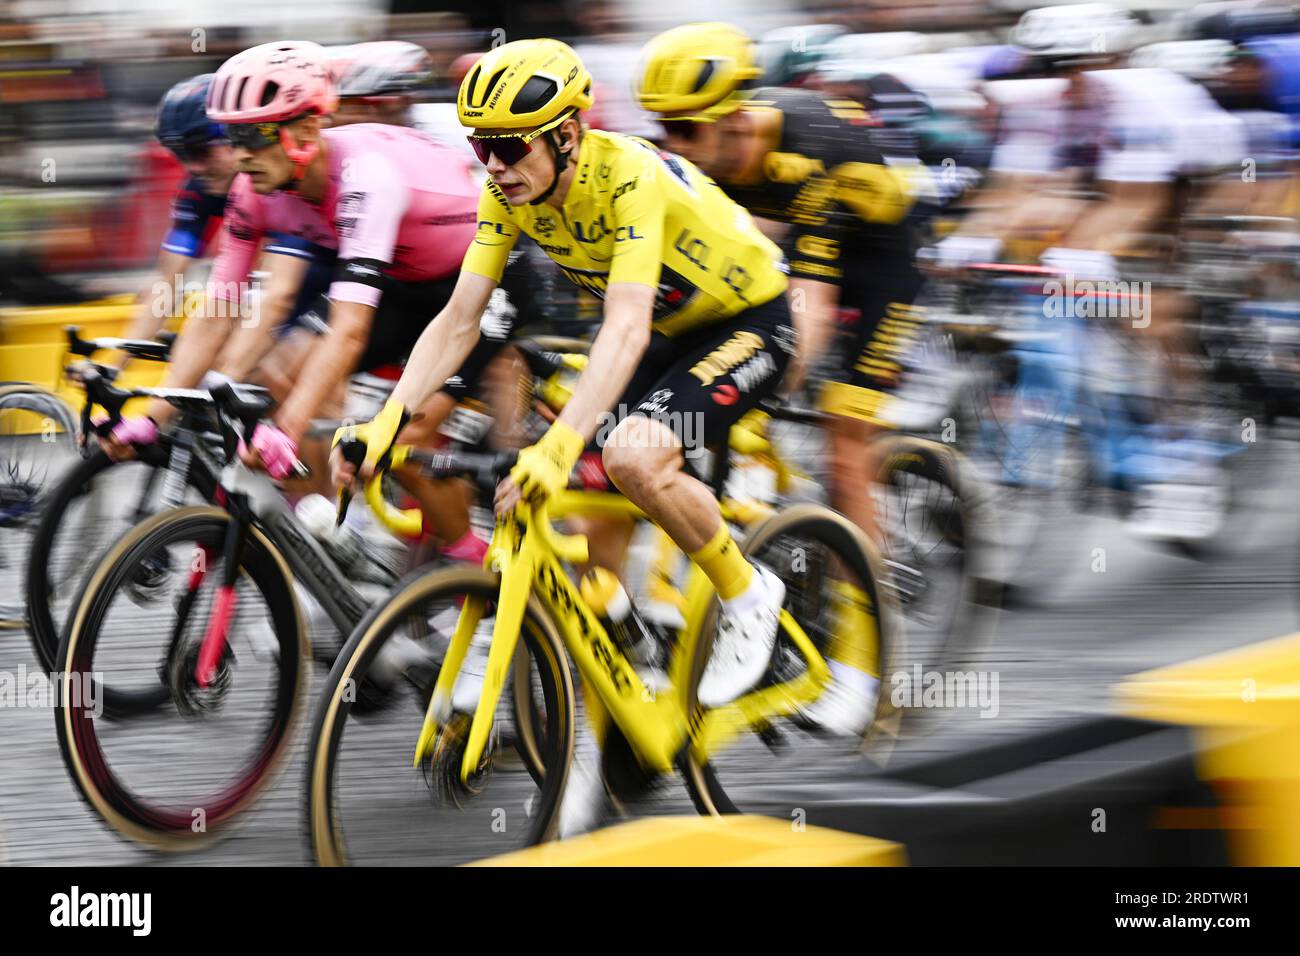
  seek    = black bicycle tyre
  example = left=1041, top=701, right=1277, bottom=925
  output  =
left=681, top=503, right=898, bottom=815
left=54, top=505, right=306, bottom=850
left=26, top=443, right=215, bottom=679
left=307, top=564, right=575, bottom=866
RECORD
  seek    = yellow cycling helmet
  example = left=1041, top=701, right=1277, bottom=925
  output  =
left=458, top=38, right=593, bottom=132
left=635, top=22, right=762, bottom=121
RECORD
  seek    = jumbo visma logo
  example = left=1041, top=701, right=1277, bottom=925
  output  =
left=572, top=215, right=643, bottom=243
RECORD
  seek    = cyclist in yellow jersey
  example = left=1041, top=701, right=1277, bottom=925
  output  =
left=332, top=38, right=797, bottom=710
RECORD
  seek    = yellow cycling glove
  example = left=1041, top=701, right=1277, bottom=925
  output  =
left=332, top=397, right=410, bottom=472
left=509, top=421, right=585, bottom=504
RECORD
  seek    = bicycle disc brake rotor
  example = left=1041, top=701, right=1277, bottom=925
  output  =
left=425, top=714, right=498, bottom=808
left=166, top=635, right=234, bottom=717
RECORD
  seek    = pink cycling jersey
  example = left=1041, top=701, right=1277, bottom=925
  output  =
left=209, top=123, right=480, bottom=308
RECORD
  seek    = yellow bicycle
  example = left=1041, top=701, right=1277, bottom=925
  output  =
left=306, top=446, right=896, bottom=865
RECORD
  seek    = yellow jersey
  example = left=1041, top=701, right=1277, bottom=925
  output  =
left=462, top=129, right=788, bottom=337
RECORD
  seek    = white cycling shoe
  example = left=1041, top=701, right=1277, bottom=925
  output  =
left=697, top=566, right=785, bottom=709
left=804, top=661, right=880, bottom=738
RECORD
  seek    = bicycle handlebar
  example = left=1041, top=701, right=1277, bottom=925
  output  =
left=344, top=443, right=588, bottom=565
left=65, top=325, right=176, bottom=363
left=74, top=366, right=306, bottom=478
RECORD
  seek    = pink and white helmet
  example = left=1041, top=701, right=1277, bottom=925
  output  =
left=207, top=40, right=337, bottom=125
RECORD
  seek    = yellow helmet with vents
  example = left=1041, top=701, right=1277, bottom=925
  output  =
left=458, top=38, right=593, bottom=132
left=635, top=22, right=762, bottom=121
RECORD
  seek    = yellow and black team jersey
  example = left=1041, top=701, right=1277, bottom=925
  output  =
left=725, top=86, right=927, bottom=284
left=461, top=128, right=788, bottom=338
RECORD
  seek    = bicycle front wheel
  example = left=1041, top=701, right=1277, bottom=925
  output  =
left=683, top=503, right=899, bottom=817
left=55, top=505, right=307, bottom=850
left=308, top=565, right=575, bottom=866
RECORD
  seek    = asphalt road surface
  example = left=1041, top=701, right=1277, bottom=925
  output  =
left=0, top=426, right=1296, bottom=865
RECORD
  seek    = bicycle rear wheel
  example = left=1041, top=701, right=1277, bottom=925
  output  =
left=682, top=503, right=899, bottom=816
left=54, top=505, right=306, bottom=849
left=0, top=384, right=80, bottom=626
left=308, top=565, right=575, bottom=866
left=874, top=435, right=994, bottom=680
left=26, top=445, right=210, bottom=696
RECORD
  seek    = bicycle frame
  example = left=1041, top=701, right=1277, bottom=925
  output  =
left=414, top=490, right=831, bottom=787
left=221, top=460, right=376, bottom=632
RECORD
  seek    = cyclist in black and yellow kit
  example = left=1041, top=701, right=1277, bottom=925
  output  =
left=332, top=38, right=796, bottom=710
left=636, top=22, right=927, bottom=733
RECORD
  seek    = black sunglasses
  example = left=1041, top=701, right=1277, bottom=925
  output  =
left=227, top=121, right=284, bottom=151
left=658, top=119, right=701, bottom=142
left=467, top=134, right=533, bottom=167
left=168, top=140, right=215, bottom=162
left=467, top=113, right=572, bottom=167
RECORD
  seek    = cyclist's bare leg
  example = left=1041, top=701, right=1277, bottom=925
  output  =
left=1140, top=287, right=1198, bottom=403
left=244, top=327, right=315, bottom=403
left=566, top=513, right=636, bottom=579
left=484, top=345, right=531, bottom=449
left=389, top=392, right=473, bottom=546
left=828, top=415, right=886, bottom=547
left=602, top=417, right=721, bottom=553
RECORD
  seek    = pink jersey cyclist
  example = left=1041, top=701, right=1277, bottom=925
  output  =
left=209, top=122, right=479, bottom=311
left=104, top=41, right=491, bottom=478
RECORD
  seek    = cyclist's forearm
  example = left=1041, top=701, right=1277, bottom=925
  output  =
left=146, top=305, right=236, bottom=423
left=556, top=283, right=653, bottom=441
left=390, top=309, right=480, bottom=414
left=275, top=300, right=371, bottom=444
left=214, top=256, right=311, bottom=382
left=246, top=253, right=311, bottom=337
left=121, top=251, right=192, bottom=367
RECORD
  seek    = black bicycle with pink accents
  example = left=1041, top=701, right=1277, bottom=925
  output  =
left=50, top=369, right=420, bottom=850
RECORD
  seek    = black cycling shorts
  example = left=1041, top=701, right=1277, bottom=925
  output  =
left=597, top=291, right=796, bottom=454
left=354, top=274, right=460, bottom=372
left=818, top=252, right=925, bottom=423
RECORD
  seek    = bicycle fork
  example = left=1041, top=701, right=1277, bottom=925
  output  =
left=195, top=494, right=253, bottom=689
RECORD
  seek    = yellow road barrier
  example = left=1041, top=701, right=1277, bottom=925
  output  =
left=471, top=815, right=906, bottom=867
left=0, top=299, right=171, bottom=429
left=1116, top=631, right=1300, bottom=865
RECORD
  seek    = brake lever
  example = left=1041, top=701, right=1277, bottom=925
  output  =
left=78, top=367, right=133, bottom=441
left=336, top=438, right=367, bottom=527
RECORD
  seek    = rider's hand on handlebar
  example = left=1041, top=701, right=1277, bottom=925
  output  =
left=92, top=415, right=158, bottom=462
left=917, top=235, right=1004, bottom=276
left=329, top=397, right=411, bottom=493
left=494, top=421, right=584, bottom=517
left=238, top=423, right=299, bottom=480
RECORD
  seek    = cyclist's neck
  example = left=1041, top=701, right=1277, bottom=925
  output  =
left=290, top=143, right=330, bottom=203
left=541, top=139, right=582, bottom=210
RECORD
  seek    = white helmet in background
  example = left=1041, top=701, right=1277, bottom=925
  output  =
left=1129, top=39, right=1236, bottom=79
left=817, top=30, right=931, bottom=84
left=1012, top=4, right=1140, bottom=60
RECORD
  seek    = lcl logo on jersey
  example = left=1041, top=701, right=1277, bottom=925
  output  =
left=573, top=215, right=643, bottom=243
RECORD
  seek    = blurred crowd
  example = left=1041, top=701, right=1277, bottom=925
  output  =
left=0, top=3, right=1289, bottom=268
left=3, top=0, right=1300, bottom=408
